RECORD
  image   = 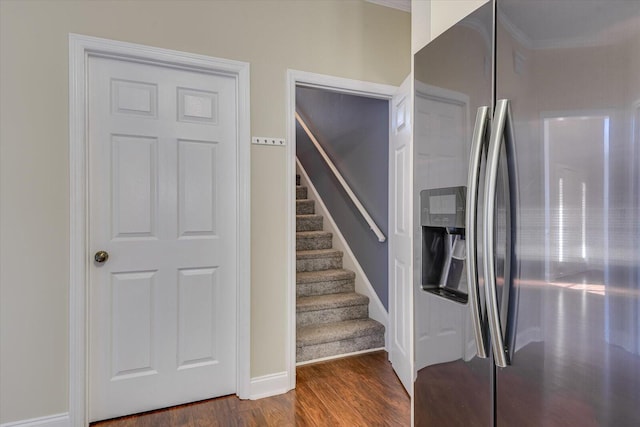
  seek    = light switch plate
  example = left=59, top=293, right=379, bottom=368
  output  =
left=252, top=137, right=286, bottom=146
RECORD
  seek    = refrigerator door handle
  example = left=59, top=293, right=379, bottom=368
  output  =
left=466, top=106, right=490, bottom=359
left=483, top=99, right=512, bottom=368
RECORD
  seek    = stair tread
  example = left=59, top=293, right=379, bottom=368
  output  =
left=296, top=230, right=332, bottom=239
left=297, top=292, right=368, bottom=312
left=297, top=319, right=385, bottom=347
left=296, top=214, right=322, bottom=219
left=296, top=248, right=343, bottom=260
left=296, top=268, right=354, bottom=284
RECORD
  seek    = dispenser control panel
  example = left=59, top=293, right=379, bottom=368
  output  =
left=420, top=186, right=466, bottom=228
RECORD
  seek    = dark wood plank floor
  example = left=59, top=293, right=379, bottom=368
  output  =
left=91, top=350, right=410, bottom=427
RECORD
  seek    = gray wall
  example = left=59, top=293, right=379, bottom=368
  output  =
left=296, top=86, right=389, bottom=309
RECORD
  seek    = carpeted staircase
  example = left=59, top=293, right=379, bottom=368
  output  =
left=296, top=176, right=385, bottom=363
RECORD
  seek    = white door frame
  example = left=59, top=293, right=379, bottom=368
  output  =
left=69, top=34, right=251, bottom=426
left=285, top=70, right=397, bottom=389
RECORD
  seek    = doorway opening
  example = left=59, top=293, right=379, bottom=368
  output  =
left=285, top=70, right=412, bottom=392
left=294, top=85, right=389, bottom=364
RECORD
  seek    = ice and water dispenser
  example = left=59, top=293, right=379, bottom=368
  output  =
left=421, top=186, right=468, bottom=304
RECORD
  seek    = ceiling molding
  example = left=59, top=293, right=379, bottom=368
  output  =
left=365, top=0, right=411, bottom=14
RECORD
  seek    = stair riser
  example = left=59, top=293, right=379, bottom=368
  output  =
left=296, top=200, right=315, bottom=215
left=297, top=305, right=368, bottom=328
left=297, top=279, right=355, bottom=297
left=296, top=187, right=307, bottom=200
left=297, top=256, right=342, bottom=272
left=296, top=235, right=332, bottom=251
left=296, top=216, right=323, bottom=232
left=296, top=333, right=385, bottom=362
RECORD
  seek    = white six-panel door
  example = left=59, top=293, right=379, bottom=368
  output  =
left=389, top=75, right=413, bottom=394
left=88, top=55, right=237, bottom=421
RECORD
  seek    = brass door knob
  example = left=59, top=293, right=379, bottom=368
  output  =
left=94, top=250, right=109, bottom=263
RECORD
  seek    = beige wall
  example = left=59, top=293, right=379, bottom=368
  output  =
left=0, top=0, right=410, bottom=423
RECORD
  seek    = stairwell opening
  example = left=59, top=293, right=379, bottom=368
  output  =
left=294, top=85, right=390, bottom=364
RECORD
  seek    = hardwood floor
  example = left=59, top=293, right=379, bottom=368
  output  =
left=91, top=351, right=410, bottom=427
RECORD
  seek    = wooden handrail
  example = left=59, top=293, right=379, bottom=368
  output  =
left=295, top=112, right=386, bottom=243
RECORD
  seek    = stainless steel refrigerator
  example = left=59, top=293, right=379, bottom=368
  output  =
left=413, top=1, right=640, bottom=425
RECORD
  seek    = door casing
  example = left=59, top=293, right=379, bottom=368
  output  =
left=69, top=34, right=251, bottom=427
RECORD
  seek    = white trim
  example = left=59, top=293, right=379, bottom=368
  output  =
left=0, top=413, right=70, bottom=427
left=286, top=70, right=397, bottom=390
left=292, top=70, right=397, bottom=100
left=285, top=71, right=298, bottom=392
left=248, top=372, right=290, bottom=400
left=69, top=34, right=250, bottom=426
left=297, top=160, right=389, bottom=346
left=295, top=347, right=385, bottom=367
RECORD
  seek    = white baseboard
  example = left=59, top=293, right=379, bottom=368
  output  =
left=296, top=160, right=389, bottom=349
left=249, top=371, right=290, bottom=400
left=1, top=413, right=70, bottom=427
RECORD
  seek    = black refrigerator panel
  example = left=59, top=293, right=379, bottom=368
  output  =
left=413, top=3, right=494, bottom=426
left=495, top=0, right=640, bottom=425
